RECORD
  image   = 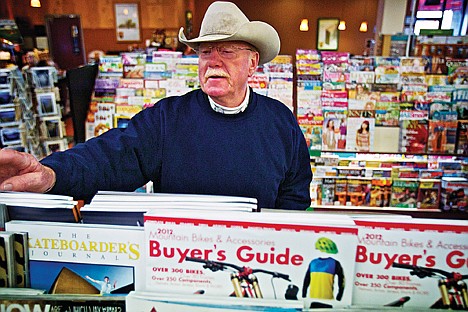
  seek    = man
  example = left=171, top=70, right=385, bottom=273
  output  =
left=85, top=275, right=115, bottom=295
left=0, top=1, right=312, bottom=209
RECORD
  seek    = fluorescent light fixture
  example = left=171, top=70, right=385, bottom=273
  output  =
left=414, top=20, right=440, bottom=35
left=441, top=10, right=453, bottom=29
left=416, top=10, right=443, bottom=18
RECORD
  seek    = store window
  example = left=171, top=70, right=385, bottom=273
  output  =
left=413, top=0, right=467, bottom=35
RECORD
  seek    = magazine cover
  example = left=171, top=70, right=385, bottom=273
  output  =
left=456, top=120, right=468, bottom=155
left=375, top=101, right=400, bottom=126
left=296, top=89, right=322, bottom=118
left=322, top=109, right=348, bottom=151
left=345, top=117, right=375, bottom=152
left=390, top=179, right=419, bottom=208
left=298, top=116, right=323, bottom=154
left=98, top=56, right=123, bottom=77
left=417, top=179, right=441, bottom=210
left=427, top=120, right=458, bottom=154
left=144, top=210, right=358, bottom=309
left=5, top=221, right=145, bottom=295
left=399, top=111, right=429, bottom=154
left=352, top=218, right=468, bottom=309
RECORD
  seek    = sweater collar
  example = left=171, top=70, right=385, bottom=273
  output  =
left=207, top=88, right=250, bottom=114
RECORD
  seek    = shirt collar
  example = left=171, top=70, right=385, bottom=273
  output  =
left=208, top=88, right=250, bottom=114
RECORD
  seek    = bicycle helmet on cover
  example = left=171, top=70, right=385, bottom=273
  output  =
left=315, top=237, right=338, bottom=254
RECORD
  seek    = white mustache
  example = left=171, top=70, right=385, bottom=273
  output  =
left=205, top=68, right=229, bottom=79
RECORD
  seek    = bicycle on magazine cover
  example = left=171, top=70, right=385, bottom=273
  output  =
left=184, top=256, right=298, bottom=300
left=392, top=262, right=468, bottom=309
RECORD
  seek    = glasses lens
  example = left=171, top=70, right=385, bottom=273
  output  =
left=198, top=45, right=251, bottom=59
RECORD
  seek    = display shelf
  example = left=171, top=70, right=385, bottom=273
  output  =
left=310, top=204, right=466, bottom=219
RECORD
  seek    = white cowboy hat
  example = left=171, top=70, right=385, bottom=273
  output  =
left=178, top=1, right=280, bottom=65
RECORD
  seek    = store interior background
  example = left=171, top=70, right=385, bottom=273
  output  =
left=0, top=0, right=404, bottom=58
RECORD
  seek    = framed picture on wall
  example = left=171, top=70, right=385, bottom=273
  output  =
left=114, top=2, right=141, bottom=42
left=317, top=18, right=339, bottom=51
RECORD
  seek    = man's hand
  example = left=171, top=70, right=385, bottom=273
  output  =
left=0, top=149, right=56, bottom=193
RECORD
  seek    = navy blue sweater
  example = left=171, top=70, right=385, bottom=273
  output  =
left=41, top=89, right=312, bottom=209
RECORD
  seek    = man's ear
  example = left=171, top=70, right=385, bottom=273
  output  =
left=248, top=51, right=260, bottom=77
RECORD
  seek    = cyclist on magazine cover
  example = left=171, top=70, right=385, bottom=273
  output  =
left=302, top=237, right=345, bottom=301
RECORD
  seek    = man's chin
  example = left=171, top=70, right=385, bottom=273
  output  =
left=202, top=86, right=229, bottom=98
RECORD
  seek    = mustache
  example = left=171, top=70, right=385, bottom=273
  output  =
left=204, top=68, right=229, bottom=79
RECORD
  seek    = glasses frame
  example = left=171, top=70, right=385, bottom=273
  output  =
left=196, top=44, right=256, bottom=59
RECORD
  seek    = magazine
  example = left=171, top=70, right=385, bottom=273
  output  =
left=5, top=221, right=145, bottom=295
left=352, top=218, right=468, bottom=309
left=0, top=191, right=80, bottom=223
left=345, top=117, right=375, bottom=152
left=144, top=209, right=358, bottom=308
left=399, top=110, right=429, bottom=154
left=126, top=291, right=303, bottom=311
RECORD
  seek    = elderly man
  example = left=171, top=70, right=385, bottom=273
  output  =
left=0, top=1, right=312, bottom=210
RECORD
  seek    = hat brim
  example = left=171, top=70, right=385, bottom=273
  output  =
left=179, top=21, right=280, bottom=65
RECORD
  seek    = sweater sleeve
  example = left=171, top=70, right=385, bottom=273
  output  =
left=275, top=120, right=312, bottom=210
left=40, top=106, right=162, bottom=203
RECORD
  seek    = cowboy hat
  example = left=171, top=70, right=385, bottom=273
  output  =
left=178, top=1, right=280, bottom=65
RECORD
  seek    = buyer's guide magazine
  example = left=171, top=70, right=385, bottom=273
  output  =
left=144, top=209, right=358, bottom=309
left=352, top=217, right=468, bottom=309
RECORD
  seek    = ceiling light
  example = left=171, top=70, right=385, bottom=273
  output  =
left=359, top=21, right=368, bottom=32
left=300, top=19, right=309, bottom=32
left=30, top=0, right=41, bottom=8
left=338, top=20, right=346, bottom=31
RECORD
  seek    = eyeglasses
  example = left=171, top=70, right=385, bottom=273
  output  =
left=196, top=45, right=255, bottom=59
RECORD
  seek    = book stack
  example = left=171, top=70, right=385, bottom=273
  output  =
left=80, top=191, right=259, bottom=226
left=0, top=230, right=29, bottom=288
left=0, top=191, right=80, bottom=224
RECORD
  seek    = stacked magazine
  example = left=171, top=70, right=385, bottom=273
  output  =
left=80, top=191, right=259, bottom=226
left=0, top=191, right=80, bottom=224
left=5, top=220, right=146, bottom=295
left=352, top=217, right=468, bottom=309
left=143, top=209, right=358, bottom=309
left=125, top=291, right=304, bottom=311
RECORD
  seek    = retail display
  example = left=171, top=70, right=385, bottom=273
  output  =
left=0, top=191, right=466, bottom=310
left=296, top=50, right=467, bottom=155
left=295, top=49, right=467, bottom=214
left=310, top=155, right=467, bottom=213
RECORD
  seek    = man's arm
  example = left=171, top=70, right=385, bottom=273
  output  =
left=85, top=275, right=98, bottom=283
left=276, top=123, right=312, bottom=210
